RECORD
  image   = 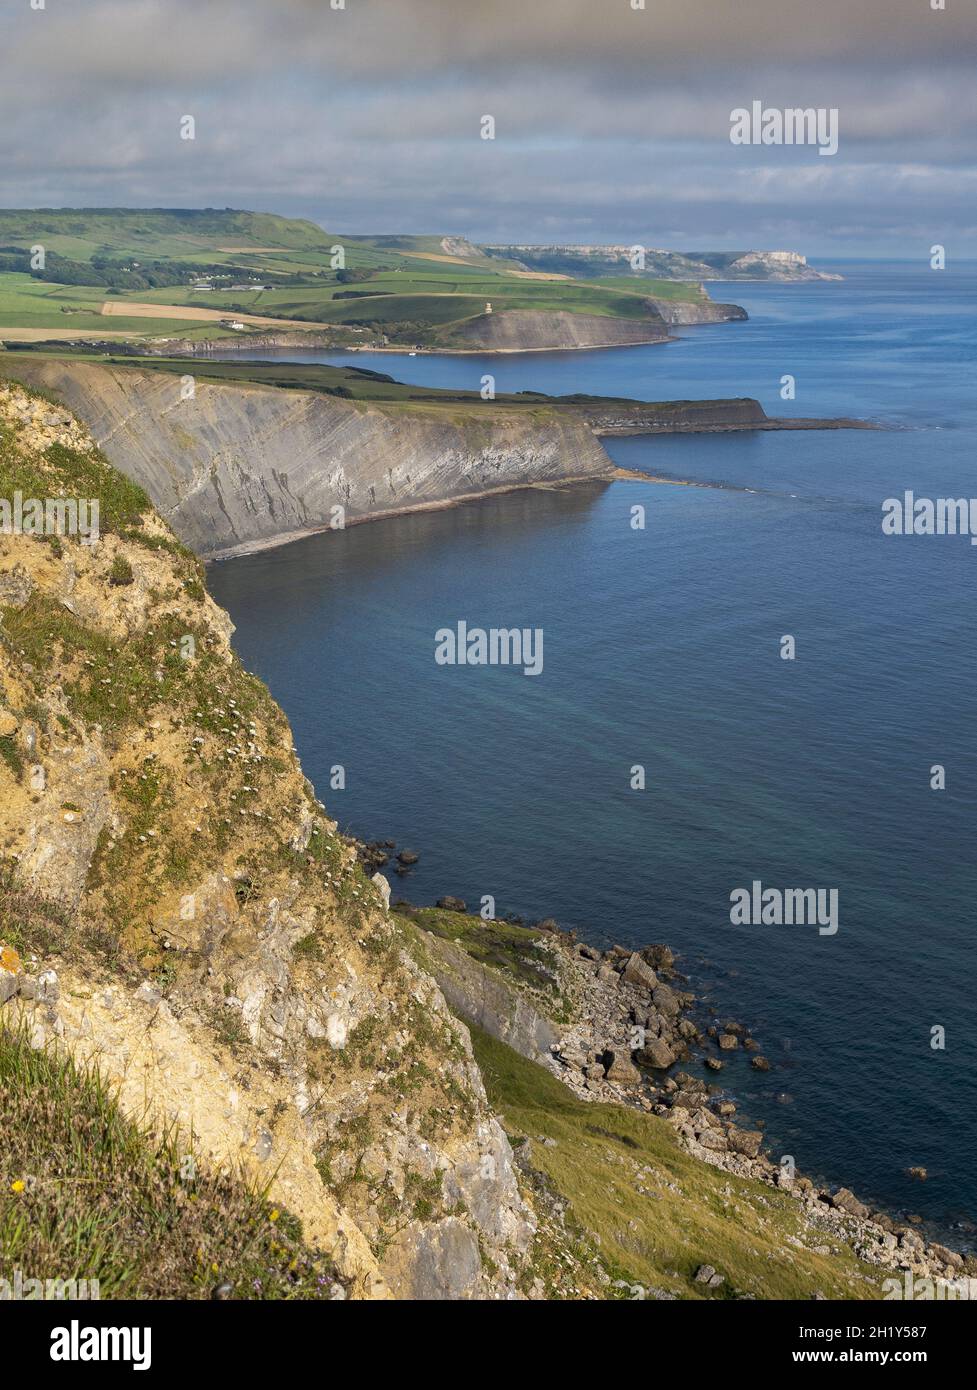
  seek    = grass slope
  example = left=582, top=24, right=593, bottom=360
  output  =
left=0, top=274, right=240, bottom=338
left=0, top=208, right=333, bottom=261
left=471, top=1025, right=878, bottom=1300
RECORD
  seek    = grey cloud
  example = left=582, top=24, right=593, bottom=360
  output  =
left=1, top=0, right=976, bottom=253
left=7, top=0, right=977, bottom=86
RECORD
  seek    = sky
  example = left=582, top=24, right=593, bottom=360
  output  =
left=2, top=0, right=976, bottom=259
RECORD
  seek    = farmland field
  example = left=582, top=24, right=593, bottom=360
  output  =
left=0, top=208, right=723, bottom=349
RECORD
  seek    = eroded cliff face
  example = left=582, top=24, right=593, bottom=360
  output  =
left=649, top=298, right=748, bottom=326
left=440, top=308, right=672, bottom=350
left=0, top=380, right=534, bottom=1299
left=8, top=360, right=614, bottom=558
left=585, top=398, right=768, bottom=434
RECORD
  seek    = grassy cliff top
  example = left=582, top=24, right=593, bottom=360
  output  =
left=1, top=349, right=761, bottom=418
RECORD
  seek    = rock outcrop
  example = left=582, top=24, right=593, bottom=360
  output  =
left=585, top=397, right=768, bottom=434
left=648, top=297, right=748, bottom=325
left=420, top=933, right=560, bottom=1064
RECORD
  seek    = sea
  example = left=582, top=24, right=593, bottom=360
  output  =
left=208, top=261, right=977, bottom=1237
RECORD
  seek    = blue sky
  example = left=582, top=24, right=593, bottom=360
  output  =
left=2, top=0, right=975, bottom=260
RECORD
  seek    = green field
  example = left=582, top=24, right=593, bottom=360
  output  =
left=0, top=208, right=715, bottom=349
left=0, top=274, right=232, bottom=337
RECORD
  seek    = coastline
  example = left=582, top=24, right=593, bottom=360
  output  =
left=348, top=335, right=675, bottom=356
left=120, top=332, right=680, bottom=358
left=203, top=472, right=611, bottom=561
left=596, top=415, right=882, bottom=435
left=5, top=357, right=968, bottom=1300
left=203, top=414, right=881, bottom=562
left=395, top=895, right=975, bottom=1284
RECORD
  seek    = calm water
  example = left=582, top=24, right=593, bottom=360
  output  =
left=211, top=263, right=977, bottom=1235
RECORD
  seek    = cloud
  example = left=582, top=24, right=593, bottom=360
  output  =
left=1, top=0, right=976, bottom=251
left=9, top=1, right=974, bottom=82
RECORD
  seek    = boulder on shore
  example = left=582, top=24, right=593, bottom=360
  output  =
left=641, top=945, right=675, bottom=971
left=635, top=1038, right=676, bottom=1070
left=831, top=1188, right=871, bottom=1220
left=652, top=983, right=681, bottom=1018
left=603, top=1049, right=642, bottom=1086
left=435, top=895, right=467, bottom=912
left=727, top=1126, right=763, bottom=1158
left=622, top=952, right=659, bottom=991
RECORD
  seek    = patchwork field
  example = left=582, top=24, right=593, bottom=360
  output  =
left=0, top=208, right=733, bottom=352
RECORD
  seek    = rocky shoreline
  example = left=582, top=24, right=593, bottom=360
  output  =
left=538, top=928, right=975, bottom=1289
left=383, top=865, right=976, bottom=1294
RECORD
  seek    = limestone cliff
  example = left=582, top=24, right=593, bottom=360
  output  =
left=8, top=360, right=614, bottom=558
left=716, top=251, right=842, bottom=282
left=0, top=379, right=534, bottom=1299
left=585, top=398, right=768, bottom=434
left=649, top=297, right=748, bottom=326
left=480, top=243, right=840, bottom=283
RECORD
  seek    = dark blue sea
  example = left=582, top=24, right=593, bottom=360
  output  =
left=209, top=262, right=977, bottom=1238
